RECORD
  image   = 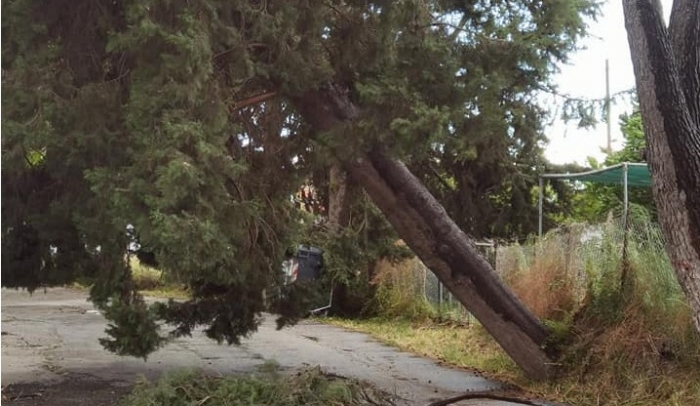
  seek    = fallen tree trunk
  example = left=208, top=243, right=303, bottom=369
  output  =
left=292, top=84, right=554, bottom=380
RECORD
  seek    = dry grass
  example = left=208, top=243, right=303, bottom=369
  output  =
left=130, top=257, right=164, bottom=289
left=328, top=316, right=700, bottom=406
left=139, top=287, right=190, bottom=300
left=68, top=257, right=189, bottom=299
left=123, top=366, right=394, bottom=406
left=333, top=217, right=700, bottom=406
left=502, top=238, right=578, bottom=321
left=545, top=303, right=700, bottom=406
left=129, top=257, right=190, bottom=299
left=499, top=219, right=700, bottom=405
left=325, top=318, right=517, bottom=379
left=370, top=257, right=437, bottom=320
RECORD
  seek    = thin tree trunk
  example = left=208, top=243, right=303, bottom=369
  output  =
left=327, top=162, right=369, bottom=316
left=623, top=0, right=700, bottom=332
left=328, top=163, right=351, bottom=232
left=292, top=84, right=554, bottom=380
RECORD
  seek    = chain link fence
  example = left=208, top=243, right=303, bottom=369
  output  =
left=405, top=222, right=627, bottom=323
left=377, top=233, right=599, bottom=322
left=421, top=242, right=496, bottom=321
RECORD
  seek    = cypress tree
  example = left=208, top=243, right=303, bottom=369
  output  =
left=2, top=0, right=596, bottom=376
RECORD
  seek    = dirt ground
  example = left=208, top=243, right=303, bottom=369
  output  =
left=3, top=373, right=131, bottom=406
left=1, top=288, right=525, bottom=406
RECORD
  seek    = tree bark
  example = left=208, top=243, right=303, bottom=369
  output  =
left=328, top=162, right=372, bottom=316
left=328, top=163, right=351, bottom=232
left=623, top=0, right=700, bottom=332
left=292, top=84, right=554, bottom=380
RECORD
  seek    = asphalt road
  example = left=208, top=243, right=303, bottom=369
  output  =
left=1, top=288, right=522, bottom=406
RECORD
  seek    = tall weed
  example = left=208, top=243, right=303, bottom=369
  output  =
left=371, top=257, right=436, bottom=321
left=343, top=210, right=700, bottom=405
left=500, top=211, right=700, bottom=404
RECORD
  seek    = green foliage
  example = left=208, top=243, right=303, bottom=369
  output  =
left=580, top=220, right=628, bottom=323
left=294, top=183, right=412, bottom=317
left=100, top=293, right=165, bottom=359
left=608, top=111, right=647, bottom=164
left=542, top=315, right=575, bottom=351
left=122, top=368, right=389, bottom=406
left=570, top=110, right=655, bottom=222
left=579, top=213, right=692, bottom=333
left=2, top=0, right=597, bottom=356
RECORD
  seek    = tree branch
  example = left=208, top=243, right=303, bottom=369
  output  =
left=231, top=92, right=278, bottom=111
left=427, top=164, right=456, bottom=191
left=427, top=391, right=563, bottom=406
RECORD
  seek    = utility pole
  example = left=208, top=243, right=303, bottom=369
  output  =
left=605, top=59, right=612, bottom=154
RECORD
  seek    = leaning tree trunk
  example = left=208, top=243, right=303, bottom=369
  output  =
left=623, top=0, right=700, bottom=333
left=292, top=85, right=554, bottom=380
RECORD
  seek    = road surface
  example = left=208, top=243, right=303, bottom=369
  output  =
left=2, top=288, right=527, bottom=405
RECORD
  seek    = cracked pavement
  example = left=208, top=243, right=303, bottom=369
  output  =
left=1, top=288, right=522, bottom=405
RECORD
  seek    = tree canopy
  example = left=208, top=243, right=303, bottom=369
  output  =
left=568, top=110, right=656, bottom=222
left=2, top=0, right=596, bottom=360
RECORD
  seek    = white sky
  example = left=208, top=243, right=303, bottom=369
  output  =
left=544, top=0, right=673, bottom=165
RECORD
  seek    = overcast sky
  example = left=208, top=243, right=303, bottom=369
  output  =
left=544, top=0, right=673, bottom=166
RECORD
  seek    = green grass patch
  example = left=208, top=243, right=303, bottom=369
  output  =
left=121, top=367, right=394, bottom=406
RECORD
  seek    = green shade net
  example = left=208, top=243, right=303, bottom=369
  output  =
left=541, top=163, right=651, bottom=187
